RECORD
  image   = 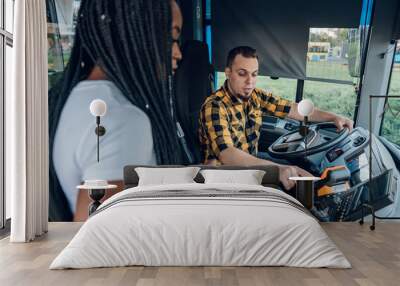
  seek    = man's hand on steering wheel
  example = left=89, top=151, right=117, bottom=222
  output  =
left=333, top=115, right=353, bottom=132
left=278, top=165, right=313, bottom=190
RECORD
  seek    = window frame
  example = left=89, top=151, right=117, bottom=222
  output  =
left=0, top=0, right=13, bottom=232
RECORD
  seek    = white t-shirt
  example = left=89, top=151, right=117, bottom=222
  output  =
left=53, top=80, right=156, bottom=212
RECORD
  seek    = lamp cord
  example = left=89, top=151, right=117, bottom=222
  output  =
left=96, top=116, right=100, bottom=162
left=304, top=116, right=308, bottom=159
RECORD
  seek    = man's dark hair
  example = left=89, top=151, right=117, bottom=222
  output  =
left=226, top=46, right=258, bottom=68
left=48, top=0, right=184, bottom=221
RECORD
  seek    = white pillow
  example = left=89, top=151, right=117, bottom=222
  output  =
left=135, top=167, right=201, bottom=186
left=200, top=169, right=266, bottom=185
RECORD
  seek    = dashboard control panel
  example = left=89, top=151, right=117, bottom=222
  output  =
left=320, top=128, right=369, bottom=177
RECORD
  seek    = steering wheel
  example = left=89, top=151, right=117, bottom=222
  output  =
left=267, top=122, right=349, bottom=160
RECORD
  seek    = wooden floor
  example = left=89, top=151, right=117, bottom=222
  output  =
left=0, top=222, right=399, bottom=286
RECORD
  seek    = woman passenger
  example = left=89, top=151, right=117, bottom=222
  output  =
left=49, top=0, right=184, bottom=221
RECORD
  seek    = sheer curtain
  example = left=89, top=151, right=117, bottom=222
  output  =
left=8, top=0, right=48, bottom=242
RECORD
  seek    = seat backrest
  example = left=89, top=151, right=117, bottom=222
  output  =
left=174, top=40, right=214, bottom=164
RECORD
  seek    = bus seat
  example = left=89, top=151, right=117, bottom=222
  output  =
left=174, top=40, right=214, bottom=164
left=379, top=136, right=400, bottom=171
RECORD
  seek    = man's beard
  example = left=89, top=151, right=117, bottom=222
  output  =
left=227, top=81, right=253, bottom=99
left=238, top=89, right=253, bottom=100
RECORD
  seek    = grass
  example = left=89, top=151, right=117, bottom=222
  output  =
left=306, top=61, right=353, bottom=82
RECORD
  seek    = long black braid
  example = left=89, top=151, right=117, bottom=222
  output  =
left=48, top=0, right=184, bottom=221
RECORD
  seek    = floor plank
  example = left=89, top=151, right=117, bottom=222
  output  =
left=0, top=222, right=399, bottom=286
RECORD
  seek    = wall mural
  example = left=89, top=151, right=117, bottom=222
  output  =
left=46, top=0, right=400, bottom=223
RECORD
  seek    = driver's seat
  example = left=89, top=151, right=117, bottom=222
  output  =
left=174, top=40, right=214, bottom=164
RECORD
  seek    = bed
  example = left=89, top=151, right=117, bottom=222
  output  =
left=50, top=165, right=351, bottom=269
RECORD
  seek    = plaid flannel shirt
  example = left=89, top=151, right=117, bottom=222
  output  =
left=199, top=81, right=292, bottom=163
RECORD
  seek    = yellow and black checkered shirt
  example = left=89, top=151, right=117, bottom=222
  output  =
left=199, top=81, right=293, bottom=163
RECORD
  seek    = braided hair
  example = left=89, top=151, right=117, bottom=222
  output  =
left=48, top=0, right=184, bottom=220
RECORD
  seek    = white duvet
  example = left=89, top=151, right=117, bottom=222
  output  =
left=50, top=183, right=351, bottom=269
